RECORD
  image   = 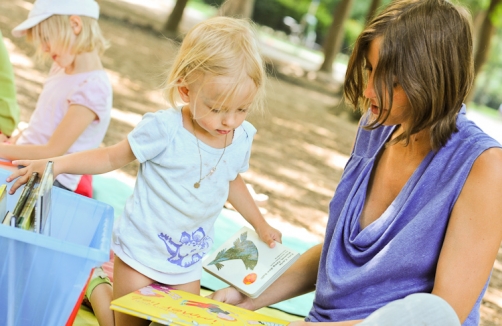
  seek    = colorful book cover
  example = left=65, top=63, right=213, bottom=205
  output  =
left=202, top=226, right=300, bottom=298
left=110, top=283, right=289, bottom=326
left=17, top=185, right=39, bottom=230
left=0, top=184, right=7, bottom=222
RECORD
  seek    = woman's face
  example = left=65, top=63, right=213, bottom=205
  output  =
left=363, top=37, right=412, bottom=127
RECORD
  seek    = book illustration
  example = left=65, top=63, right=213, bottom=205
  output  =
left=16, top=185, right=39, bottom=230
left=110, top=283, right=289, bottom=326
left=11, top=172, right=38, bottom=226
left=206, top=231, right=259, bottom=271
left=202, top=226, right=300, bottom=298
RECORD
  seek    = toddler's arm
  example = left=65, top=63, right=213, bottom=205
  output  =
left=0, top=104, right=97, bottom=160
left=7, top=138, right=136, bottom=194
left=228, top=174, right=282, bottom=247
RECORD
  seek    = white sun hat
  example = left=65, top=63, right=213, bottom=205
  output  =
left=12, top=0, right=100, bottom=37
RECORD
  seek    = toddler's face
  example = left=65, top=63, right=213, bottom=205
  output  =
left=182, top=75, right=257, bottom=139
left=42, top=43, right=76, bottom=70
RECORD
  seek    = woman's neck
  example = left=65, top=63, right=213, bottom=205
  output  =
left=391, top=125, right=432, bottom=157
left=65, top=50, right=103, bottom=74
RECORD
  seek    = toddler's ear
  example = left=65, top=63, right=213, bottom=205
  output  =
left=69, top=16, right=83, bottom=35
left=178, top=84, right=190, bottom=102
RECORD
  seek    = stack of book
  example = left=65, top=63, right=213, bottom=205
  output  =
left=1, top=161, right=54, bottom=234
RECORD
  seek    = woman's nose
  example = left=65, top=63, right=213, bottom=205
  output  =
left=363, top=75, right=376, bottom=99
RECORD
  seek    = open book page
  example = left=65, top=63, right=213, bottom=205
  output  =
left=202, top=226, right=300, bottom=298
left=111, top=283, right=289, bottom=326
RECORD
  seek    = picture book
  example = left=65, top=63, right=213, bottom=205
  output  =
left=34, top=161, right=53, bottom=234
left=2, top=211, right=13, bottom=226
left=202, top=226, right=300, bottom=298
left=16, top=185, right=39, bottom=230
left=0, top=184, right=7, bottom=223
left=110, top=283, right=289, bottom=326
left=11, top=172, right=38, bottom=226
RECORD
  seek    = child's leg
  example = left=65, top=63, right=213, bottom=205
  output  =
left=113, top=255, right=157, bottom=326
left=84, top=267, right=114, bottom=326
left=169, top=279, right=201, bottom=295
left=89, top=281, right=114, bottom=326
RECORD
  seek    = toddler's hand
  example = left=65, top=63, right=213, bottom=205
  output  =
left=256, top=224, right=282, bottom=248
left=7, top=159, right=51, bottom=194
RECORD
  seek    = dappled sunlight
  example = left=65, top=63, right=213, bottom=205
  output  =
left=302, top=143, right=349, bottom=170
left=110, top=108, right=142, bottom=127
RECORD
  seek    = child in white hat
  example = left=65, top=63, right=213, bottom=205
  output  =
left=7, top=1, right=113, bottom=325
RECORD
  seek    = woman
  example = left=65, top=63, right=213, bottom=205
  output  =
left=209, top=0, right=502, bottom=325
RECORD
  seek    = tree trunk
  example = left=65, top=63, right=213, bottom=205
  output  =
left=163, top=0, right=189, bottom=35
left=319, top=0, right=354, bottom=73
left=219, top=0, right=256, bottom=19
left=473, top=0, right=501, bottom=78
left=365, top=0, right=381, bottom=23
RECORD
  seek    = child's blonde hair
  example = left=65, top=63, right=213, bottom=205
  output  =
left=27, top=15, right=109, bottom=58
left=164, top=16, right=266, bottom=113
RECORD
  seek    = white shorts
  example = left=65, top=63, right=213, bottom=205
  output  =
left=111, top=242, right=202, bottom=285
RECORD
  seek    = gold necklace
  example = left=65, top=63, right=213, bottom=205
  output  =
left=191, top=117, right=228, bottom=189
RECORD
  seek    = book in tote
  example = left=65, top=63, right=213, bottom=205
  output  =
left=202, top=226, right=300, bottom=298
left=33, top=161, right=53, bottom=234
left=110, top=283, right=289, bottom=326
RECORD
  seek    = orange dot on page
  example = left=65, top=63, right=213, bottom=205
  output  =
left=243, top=273, right=257, bottom=285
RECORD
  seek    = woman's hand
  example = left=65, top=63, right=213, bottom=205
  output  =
left=206, top=287, right=257, bottom=311
left=7, top=159, right=51, bottom=194
left=255, top=224, right=282, bottom=248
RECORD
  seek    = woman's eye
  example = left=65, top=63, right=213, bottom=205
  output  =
left=210, top=108, right=220, bottom=113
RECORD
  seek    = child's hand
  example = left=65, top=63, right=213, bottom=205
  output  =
left=255, top=224, right=282, bottom=248
left=7, top=159, right=50, bottom=194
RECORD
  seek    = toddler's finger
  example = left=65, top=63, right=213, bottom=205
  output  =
left=8, top=172, right=30, bottom=194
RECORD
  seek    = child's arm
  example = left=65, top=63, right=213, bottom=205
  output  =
left=227, top=174, right=282, bottom=247
left=0, top=104, right=97, bottom=160
left=7, top=138, right=136, bottom=194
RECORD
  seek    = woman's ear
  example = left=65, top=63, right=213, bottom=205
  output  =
left=69, top=15, right=83, bottom=35
left=178, top=84, right=190, bottom=103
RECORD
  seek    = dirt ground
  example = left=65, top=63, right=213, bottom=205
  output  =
left=1, top=0, right=502, bottom=324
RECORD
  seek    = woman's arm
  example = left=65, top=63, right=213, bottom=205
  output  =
left=0, top=104, right=97, bottom=160
left=210, top=243, right=322, bottom=309
left=7, top=138, right=136, bottom=193
left=433, top=147, right=502, bottom=322
left=228, top=174, right=282, bottom=247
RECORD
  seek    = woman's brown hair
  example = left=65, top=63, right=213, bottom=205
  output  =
left=344, top=0, right=474, bottom=150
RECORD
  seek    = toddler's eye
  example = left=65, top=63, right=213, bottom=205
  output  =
left=238, top=108, right=248, bottom=113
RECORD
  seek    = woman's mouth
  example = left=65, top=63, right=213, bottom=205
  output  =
left=370, top=104, right=379, bottom=115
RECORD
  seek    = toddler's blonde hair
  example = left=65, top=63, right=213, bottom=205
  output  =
left=27, top=15, right=109, bottom=58
left=164, top=16, right=266, bottom=113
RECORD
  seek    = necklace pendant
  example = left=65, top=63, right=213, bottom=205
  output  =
left=194, top=182, right=200, bottom=189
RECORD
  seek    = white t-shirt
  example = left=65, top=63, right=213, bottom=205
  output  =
left=17, top=65, right=112, bottom=190
left=112, top=108, right=256, bottom=283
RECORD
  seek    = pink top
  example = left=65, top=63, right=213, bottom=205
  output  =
left=18, top=65, right=112, bottom=190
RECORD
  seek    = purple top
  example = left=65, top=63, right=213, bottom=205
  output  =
left=307, top=105, right=500, bottom=325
